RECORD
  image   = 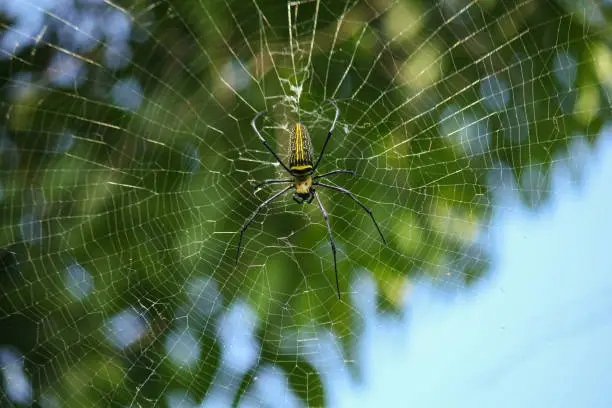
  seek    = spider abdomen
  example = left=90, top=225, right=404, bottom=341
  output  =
left=289, top=123, right=314, bottom=175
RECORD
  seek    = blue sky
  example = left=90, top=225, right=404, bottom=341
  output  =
left=324, top=126, right=612, bottom=408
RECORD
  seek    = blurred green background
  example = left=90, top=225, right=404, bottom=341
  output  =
left=1, top=0, right=611, bottom=406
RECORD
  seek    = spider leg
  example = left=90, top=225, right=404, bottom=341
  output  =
left=251, top=110, right=294, bottom=175
left=293, top=195, right=304, bottom=205
left=254, top=178, right=293, bottom=191
left=312, top=99, right=340, bottom=171
left=313, top=169, right=358, bottom=181
left=236, top=185, right=293, bottom=265
left=314, top=190, right=340, bottom=300
left=307, top=192, right=315, bottom=204
left=314, top=182, right=387, bottom=246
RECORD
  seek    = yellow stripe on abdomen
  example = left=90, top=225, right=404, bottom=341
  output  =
left=295, top=123, right=304, bottom=163
left=294, top=124, right=299, bottom=162
left=291, top=164, right=312, bottom=171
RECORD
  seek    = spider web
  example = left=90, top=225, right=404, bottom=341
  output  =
left=0, top=0, right=610, bottom=406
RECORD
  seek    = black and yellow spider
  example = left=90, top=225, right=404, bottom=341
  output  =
left=235, top=99, right=387, bottom=299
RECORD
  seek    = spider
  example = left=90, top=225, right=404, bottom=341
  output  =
left=235, top=99, right=387, bottom=299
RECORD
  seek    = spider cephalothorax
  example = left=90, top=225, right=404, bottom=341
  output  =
left=293, top=174, right=314, bottom=204
left=235, top=100, right=387, bottom=299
